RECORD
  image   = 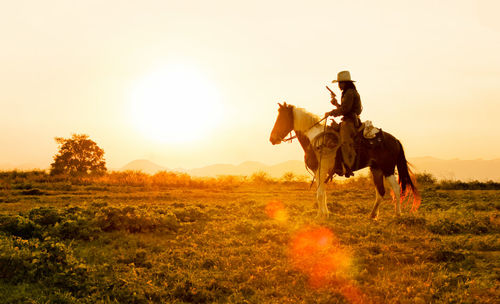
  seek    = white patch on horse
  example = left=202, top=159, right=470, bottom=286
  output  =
left=293, top=107, right=325, bottom=143
left=293, top=107, right=320, bottom=131
left=386, top=175, right=401, bottom=216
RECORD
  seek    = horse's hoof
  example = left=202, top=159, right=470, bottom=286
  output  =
left=370, top=210, right=379, bottom=219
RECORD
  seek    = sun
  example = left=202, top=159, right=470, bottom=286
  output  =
left=129, top=64, right=222, bottom=143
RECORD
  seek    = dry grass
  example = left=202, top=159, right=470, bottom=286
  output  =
left=0, top=171, right=498, bottom=303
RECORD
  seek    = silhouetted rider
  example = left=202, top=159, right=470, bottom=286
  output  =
left=325, top=71, right=362, bottom=177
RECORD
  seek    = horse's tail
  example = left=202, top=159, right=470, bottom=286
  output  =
left=396, top=141, right=421, bottom=212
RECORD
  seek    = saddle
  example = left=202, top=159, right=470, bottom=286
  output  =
left=327, top=121, right=384, bottom=181
left=357, top=120, right=384, bottom=149
left=302, top=121, right=383, bottom=180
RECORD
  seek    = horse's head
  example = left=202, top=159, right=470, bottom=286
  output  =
left=270, top=102, right=294, bottom=145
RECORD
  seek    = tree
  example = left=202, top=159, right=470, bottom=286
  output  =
left=50, top=134, right=107, bottom=176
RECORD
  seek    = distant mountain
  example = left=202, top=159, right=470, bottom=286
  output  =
left=0, top=162, right=45, bottom=171
left=410, top=157, right=500, bottom=181
left=117, top=157, right=500, bottom=181
left=120, top=159, right=167, bottom=174
left=188, top=160, right=309, bottom=178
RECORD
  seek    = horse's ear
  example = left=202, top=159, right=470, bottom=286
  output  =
left=283, top=102, right=287, bottom=107
left=278, top=102, right=283, bottom=108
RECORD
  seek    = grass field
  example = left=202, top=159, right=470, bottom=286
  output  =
left=0, top=171, right=499, bottom=303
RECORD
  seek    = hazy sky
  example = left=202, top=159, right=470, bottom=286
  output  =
left=1, top=0, right=499, bottom=169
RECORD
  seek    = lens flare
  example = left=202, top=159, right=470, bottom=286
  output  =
left=265, top=200, right=288, bottom=222
left=289, top=226, right=365, bottom=303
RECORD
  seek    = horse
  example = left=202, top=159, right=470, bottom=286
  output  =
left=269, top=102, right=420, bottom=219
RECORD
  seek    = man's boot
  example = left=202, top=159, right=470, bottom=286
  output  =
left=333, top=149, right=345, bottom=176
left=340, top=142, right=356, bottom=178
left=343, top=163, right=354, bottom=178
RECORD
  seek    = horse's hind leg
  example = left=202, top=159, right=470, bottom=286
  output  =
left=370, top=168, right=385, bottom=219
left=386, top=175, right=401, bottom=216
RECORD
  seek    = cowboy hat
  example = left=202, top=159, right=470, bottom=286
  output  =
left=332, top=70, right=356, bottom=83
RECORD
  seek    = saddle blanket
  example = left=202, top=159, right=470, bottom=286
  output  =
left=362, top=120, right=381, bottom=139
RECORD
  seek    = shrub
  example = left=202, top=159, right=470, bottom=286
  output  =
left=437, top=179, right=500, bottom=190
left=214, top=175, right=245, bottom=187
left=342, top=174, right=373, bottom=190
left=250, top=171, right=274, bottom=184
left=96, top=206, right=179, bottom=233
left=173, top=206, right=204, bottom=223
left=20, top=188, right=45, bottom=195
left=28, top=207, right=61, bottom=226
left=427, top=216, right=493, bottom=235
left=152, top=171, right=192, bottom=187
left=416, top=172, right=437, bottom=185
left=0, top=215, right=39, bottom=239
left=0, top=235, right=86, bottom=287
left=281, top=172, right=296, bottom=183
left=430, top=248, right=466, bottom=263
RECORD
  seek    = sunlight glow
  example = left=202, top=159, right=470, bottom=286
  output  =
left=129, top=64, right=222, bottom=143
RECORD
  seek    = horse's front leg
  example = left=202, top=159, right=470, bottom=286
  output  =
left=315, top=172, right=329, bottom=218
left=370, top=168, right=385, bottom=219
left=370, top=188, right=383, bottom=219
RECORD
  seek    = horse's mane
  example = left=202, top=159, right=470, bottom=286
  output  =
left=293, top=106, right=321, bottom=132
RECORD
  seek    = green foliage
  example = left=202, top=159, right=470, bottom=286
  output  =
left=96, top=206, right=179, bottom=233
left=0, top=203, right=182, bottom=303
left=437, top=179, right=500, bottom=190
left=0, top=205, right=180, bottom=243
left=50, top=134, right=107, bottom=176
left=427, top=215, right=493, bottom=235
left=0, top=235, right=87, bottom=287
left=0, top=215, right=39, bottom=239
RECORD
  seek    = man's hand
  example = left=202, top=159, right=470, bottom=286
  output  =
left=324, top=111, right=332, bottom=118
left=326, top=85, right=340, bottom=107
left=330, top=109, right=341, bottom=117
left=330, top=95, right=339, bottom=107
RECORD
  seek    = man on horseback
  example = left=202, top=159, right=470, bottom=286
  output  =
left=325, top=70, right=362, bottom=178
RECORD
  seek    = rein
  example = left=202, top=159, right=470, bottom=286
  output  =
left=282, top=131, right=297, bottom=143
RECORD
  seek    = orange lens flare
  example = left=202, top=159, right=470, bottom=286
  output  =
left=265, top=200, right=288, bottom=222
left=289, top=226, right=345, bottom=287
left=289, top=226, right=365, bottom=303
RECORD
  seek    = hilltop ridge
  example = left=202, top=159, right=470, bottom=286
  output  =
left=118, top=157, right=500, bottom=181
